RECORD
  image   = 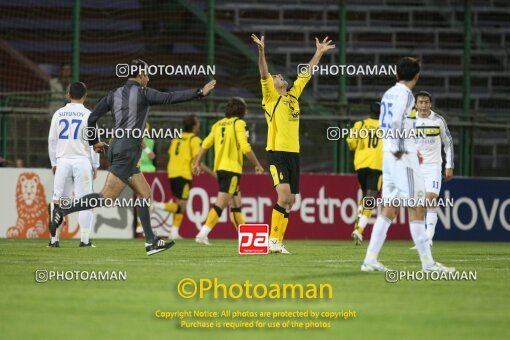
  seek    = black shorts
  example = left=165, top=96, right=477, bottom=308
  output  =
left=268, top=151, right=300, bottom=194
left=357, top=167, right=382, bottom=194
left=169, top=177, right=192, bottom=200
left=107, top=138, right=142, bottom=184
left=217, top=170, right=241, bottom=195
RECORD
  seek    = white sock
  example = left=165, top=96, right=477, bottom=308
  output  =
left=197, top=226, right=212, bottom=238
left=409, top=220, right=435, bottom=268
left=51, top=228, right=60, bottom=243
left=364, top=215, right=392, bottom=264
left=426, top=210, right=438, bottom=240
left=79, top=210, right=93, bottom=244
left=358, top=215, right=369, bottom=230
left=171, top=226, right=180, bottom=235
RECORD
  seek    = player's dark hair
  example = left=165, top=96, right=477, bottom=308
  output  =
left=129, top=58, right=148, bottom=77
left=415, top=91, right=432, bottom=102
left=68, top=82, right=87, bottom=100
left=396, top=57, right=420, bottom=81
left=183, top=114, right=198, bottom=132
left=225, top=97, right=247, bottom=119
left=369, top=101, right=381, bottom=119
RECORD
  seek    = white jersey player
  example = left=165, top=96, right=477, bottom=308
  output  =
left=361, top=57, right=454, bottom=273
left=48, top=82, right=99, bottom=247
left=413, top=91, right=454, bottom=245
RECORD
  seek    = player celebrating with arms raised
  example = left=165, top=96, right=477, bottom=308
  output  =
left=361, top=57, right=454, bottom=273
left=251, top=33, right=334, bottom=254
left=193, top=97, right=264, bottom=245
left=413, top=91, right=454, bottom=246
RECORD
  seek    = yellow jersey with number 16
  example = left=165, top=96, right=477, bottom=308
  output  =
left=346, top=118, right=383, bottom=171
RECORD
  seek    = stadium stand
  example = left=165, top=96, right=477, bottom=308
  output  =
left=0, top=0, right=508, bottom=175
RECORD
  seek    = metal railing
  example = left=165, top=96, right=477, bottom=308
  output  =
left=1, top=108, right=509, bottom=177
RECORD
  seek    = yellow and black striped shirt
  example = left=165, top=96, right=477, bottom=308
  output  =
left=261, top=73, right=311, bottom=153
left=167, top=132, right=202, bottom=180
left=202, top=117, right=252, bottom=174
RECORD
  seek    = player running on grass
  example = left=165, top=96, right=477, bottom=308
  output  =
left=49, top=58, right=216, bottom=256
left=361, top=57, right=455, bottom=273
left=252, top=33, right=335, bottom=254
left=153, top=114, right=215, bottom=240
left=193, top=97, right=264, bottom=245
left=411, top=91, right=454, bottom=247
left=347, top=101, right=383, bottom=245
left=48, top=82, right=99, bottom=248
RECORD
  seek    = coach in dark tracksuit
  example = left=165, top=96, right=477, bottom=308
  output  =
left=49, top=59, right=216, bottom=255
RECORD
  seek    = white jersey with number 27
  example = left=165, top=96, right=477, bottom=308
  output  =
left=48, top=103, right=99, bottom=167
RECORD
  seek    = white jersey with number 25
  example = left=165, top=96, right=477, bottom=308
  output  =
left=379, top=82, right=416, bottom=154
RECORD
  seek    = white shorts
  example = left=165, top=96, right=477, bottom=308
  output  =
left=382, top=152, right=426, bottom=203
left=420, top=162, right=442, bottom=195
left=53, top=158, right=94, bottom=201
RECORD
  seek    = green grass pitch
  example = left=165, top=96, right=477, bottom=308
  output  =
left=0, top=239, right=508, bottom=340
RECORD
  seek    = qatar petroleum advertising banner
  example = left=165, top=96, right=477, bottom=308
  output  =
left=145, top=172, right=510, bottom=241
left=0, top=168, right=508, bottom=240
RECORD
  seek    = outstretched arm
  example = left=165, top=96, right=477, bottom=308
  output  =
left=308, top=36, right=335, bottom=69
left=145, top=80, right=216, bottom=105
left=251, top=34, right=269, bottom=80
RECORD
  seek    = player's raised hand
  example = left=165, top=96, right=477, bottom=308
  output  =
left=202, top=79, right=216, bottom=96
left=315, top=36, right=335, bottom=53
left=251, top=34, right=265, bottom=50
left=93, top=142, right=108, bottom=154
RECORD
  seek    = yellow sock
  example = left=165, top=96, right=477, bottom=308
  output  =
left=353, top=201, right=364, bottom=231
left=270, top=204, right=286, bottom=240
left=278, top=213, right=289, bottom=243
left=356, top=208, right=372, bottom=235
left=164, top=202, right=180, bottom=213
left=173, top=213, right=183, bottom=228
left=230, top=207, right=245, bottom=230
left=205, top=205, right=222, bottom=230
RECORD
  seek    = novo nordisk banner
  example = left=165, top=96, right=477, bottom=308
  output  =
left=146, top=172, right=510, bottom=242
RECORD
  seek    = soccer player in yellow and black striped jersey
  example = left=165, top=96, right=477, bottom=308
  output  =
left=346, top=102, right=383, bottom=245
left=193, top=97, right=264, bottom=245
left=154, top=115, right=214, bottom=240
left=252, top=34, right=335, bottom=254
